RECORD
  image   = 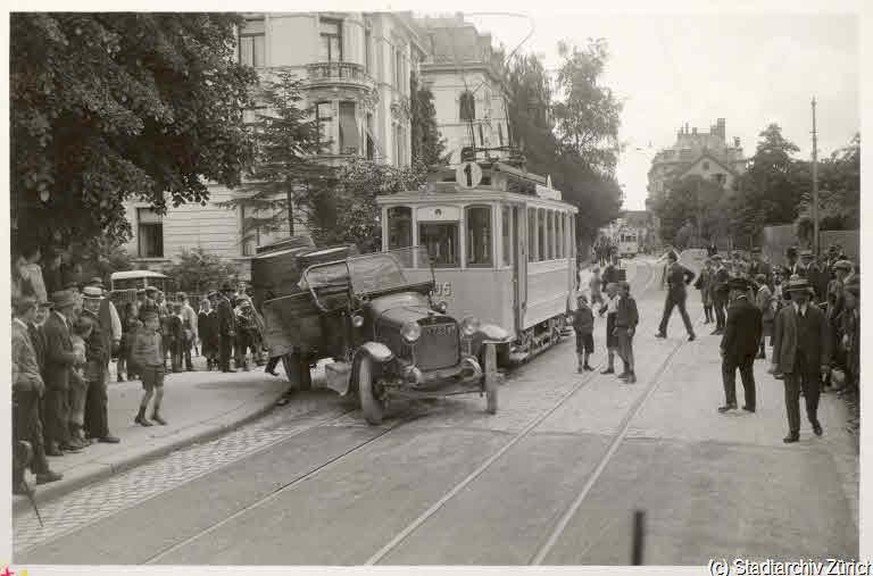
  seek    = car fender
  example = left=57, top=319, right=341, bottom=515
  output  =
left=358, top=342, right=394, bottom=363
left=478, top=323, right=513, bottom=345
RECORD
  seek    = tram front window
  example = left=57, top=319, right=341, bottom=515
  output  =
left=387, top=206, right=412, bottom=249
left=419, top=222, right=459, bottom=268
left=466, top=205, right=493, bottom=267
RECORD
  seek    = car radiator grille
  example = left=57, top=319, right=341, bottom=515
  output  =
left=415, top=321, right=460, bottom=371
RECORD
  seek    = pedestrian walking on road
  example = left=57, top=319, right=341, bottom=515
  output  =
left=718, top=277, right=762, bottom=413
left=573, top=294, right=595, bottom=372
left=598, top=283, right=620, bottom=375
left=615, top=281, right=639, bottom=383
left=770, top=277, right=830, bottom=443
left=131, top=312, right=168, bottom=426
left=655, top=251, right=696, bottom=341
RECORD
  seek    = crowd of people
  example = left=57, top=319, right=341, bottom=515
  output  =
left=573, top=243, right=860, bottom=444
left=10, top=241, right=278, bottom=496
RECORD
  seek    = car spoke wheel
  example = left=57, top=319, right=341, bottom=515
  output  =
left=358, top=356, right=384, bottom=425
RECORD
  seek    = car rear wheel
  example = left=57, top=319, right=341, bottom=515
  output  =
left=358, top=356, right=384, bottom=425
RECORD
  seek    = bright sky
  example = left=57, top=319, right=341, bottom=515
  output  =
left=461, top=7, right=860, bottom=210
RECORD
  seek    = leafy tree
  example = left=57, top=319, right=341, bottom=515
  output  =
left=410, top=73, right=447, bottom=170
left=76, top=237, right=134, bottom=284
left=11, top=13, right=258, bottom=248
left=220, top=70, right=336, bottom=242
left=552, top=39, right=623, bottom=177
left=502, top=46, right=622, bottom=245
left=653, top=175, right=730, bottom=248
left=795, top=132, right=860, bottom=232
left=164, top=248, right=240, bottom=294
left=308, top=158, right=427, bottom=252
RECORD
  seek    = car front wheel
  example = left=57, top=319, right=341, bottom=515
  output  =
left=358, top=356, right=385, bottom=425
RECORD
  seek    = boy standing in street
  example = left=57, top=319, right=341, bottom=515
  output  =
left=598, top=283, right=620, bottom=375
left=131, top=312, right=168, bottom=426
left=615, top=281, right=639, bottom=383
left=573, top=294, right=595, bottom=373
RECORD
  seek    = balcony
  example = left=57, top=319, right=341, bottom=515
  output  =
left=304, top=61, right=377, bottom=96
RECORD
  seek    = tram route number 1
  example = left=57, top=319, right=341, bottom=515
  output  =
left=432, top=282, right=453, bottom=298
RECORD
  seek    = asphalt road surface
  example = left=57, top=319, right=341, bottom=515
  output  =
left=15, top=255, right=858, bottom=565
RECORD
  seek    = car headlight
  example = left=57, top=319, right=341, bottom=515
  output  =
left=460, top=316, right=481, bottom=337
left=401, top=321, right=422, bottom=343
left=433, top=301, right=448, bottom=313
left=352, top=314, right=364, bottom=328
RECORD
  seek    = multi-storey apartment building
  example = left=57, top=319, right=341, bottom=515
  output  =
left=416, top=14, right=511, bottom=164
left=646, top=118, right=748, bottom=204
left=123, top=12, right=428, bottom=277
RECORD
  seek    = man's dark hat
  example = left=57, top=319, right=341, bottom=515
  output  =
left=800, top=250, right=814, bottom=258
left=145, top=286, right=158, bottom=293
left=834, top=259, right=853, bottom=271
left=88, top=276, right=105, bottom=288
left=136, top=288, right=147, bottom=295
left=221, top=282, right=234, bottom=292
left=50, top=289, right=77, bottom=308
left=785, top=277, right=813, bottom=294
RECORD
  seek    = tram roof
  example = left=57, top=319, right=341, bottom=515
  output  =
left=376, top=186, right=577, bottom=212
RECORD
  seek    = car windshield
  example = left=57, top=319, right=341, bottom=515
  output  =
left=347, top=247, right=433, bottom=294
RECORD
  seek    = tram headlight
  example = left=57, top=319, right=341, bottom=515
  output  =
left=460, top=316, right=481, bottom=337
left=401, top=321, right=422, bottom=343
left=433, top=301, right=448, bottom=313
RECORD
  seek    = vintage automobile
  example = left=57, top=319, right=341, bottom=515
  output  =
left=261, top=246, right=511, bottom=424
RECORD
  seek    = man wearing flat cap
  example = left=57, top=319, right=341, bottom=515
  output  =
left=771, top=277, right=830, bottom=443
left=718, top=277, right=762, bottom=413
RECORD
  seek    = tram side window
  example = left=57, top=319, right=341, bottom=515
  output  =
left=538, top=209, right=546, bottom=262
left=528, top=209, right=537, bottom=262
left=557, top=213, right=564, bottom=259
left=387, top=207, right=412, bottom=249
left=466, top=205, right=493, bottom=267
left=419, top=222, right=459, bottom=268
left=501, top=206, right=512, bottom=267
left=548, top=211, right=555, bottom=260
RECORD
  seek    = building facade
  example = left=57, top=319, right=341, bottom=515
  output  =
left=416, top=14, right=511, bottom=164
left=646, top=118, right=747, bottom=204
left=123, top=12, right=429, bottom=277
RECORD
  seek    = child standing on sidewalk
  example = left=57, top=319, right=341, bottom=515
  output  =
left=598, top=283, right=620, bottom=375
left=69, top=317, right=92, bottom=445
left=573, top=294, right=595, bottom=372
left=131, top=311, right=168, bottom=426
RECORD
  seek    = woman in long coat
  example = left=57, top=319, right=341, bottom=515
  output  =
left=198, top=297, right=219, bottom=371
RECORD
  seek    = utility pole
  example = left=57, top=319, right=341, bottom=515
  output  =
left=811, top=97, right=819, bottom=256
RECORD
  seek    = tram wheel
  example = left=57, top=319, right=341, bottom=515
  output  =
left=357, top=356, right=384, bottom=425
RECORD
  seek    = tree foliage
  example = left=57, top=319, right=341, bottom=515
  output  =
left=653, top=175, right=728, bottom=247
left=11, top=13, right=258, bottom=247
left=502, top=42, right=623, bottom=244
left=163, top=248, right=240, bottom=294
left=410, top=73, right=447, bottom=170
left=220, top=70, right=335, bottom=242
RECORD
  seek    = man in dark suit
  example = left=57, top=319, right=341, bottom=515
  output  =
left=216, top=283, right=237, bottom=372
left=748, top=247, right=773, bottom=289
left=718, top=277, right=763, bottom=413
left=655, top=251, right=696, bottom=341
left=771, top=277, right=831, bottom=443
left=42, top=290, right=83, bottom=455
left=710, top=254, right=731, bottom=335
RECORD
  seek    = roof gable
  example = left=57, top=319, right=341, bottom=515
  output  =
left=679, top=152, right=738, bottom=177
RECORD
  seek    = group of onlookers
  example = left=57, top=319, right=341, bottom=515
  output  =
left=12, top=244, right=124, bottom=495
left=692, top=244, right=860, bottom=441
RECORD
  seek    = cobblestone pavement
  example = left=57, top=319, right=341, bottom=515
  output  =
left=13, top=391, right=349, bottom=554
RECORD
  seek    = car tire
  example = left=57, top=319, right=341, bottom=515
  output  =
left=358, top=356, right=384, bottom=425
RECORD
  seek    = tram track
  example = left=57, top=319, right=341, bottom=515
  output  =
left=21, top=258, right=672, bottom=565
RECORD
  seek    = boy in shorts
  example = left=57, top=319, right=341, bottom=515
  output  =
left=573, top=294, right=595, bottom=372
left=131, top=312, right=168, bottom=426
left=598, top=283, right=620, bottom=374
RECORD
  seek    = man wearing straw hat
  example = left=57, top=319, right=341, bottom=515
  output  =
left=771, top=276, right=831, bottom=443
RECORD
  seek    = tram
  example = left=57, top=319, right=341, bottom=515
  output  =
left=618, top=230, right=639, bottom=258
left=376, top=159, right=579, bottom=364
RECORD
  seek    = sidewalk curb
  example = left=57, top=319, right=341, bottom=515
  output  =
left=13, top=390, right=285, bottom=516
